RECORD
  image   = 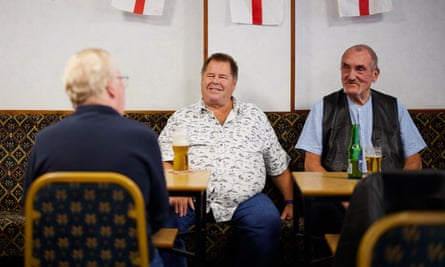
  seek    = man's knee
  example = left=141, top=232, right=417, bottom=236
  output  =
left=235, top=195, right=280, bottom=231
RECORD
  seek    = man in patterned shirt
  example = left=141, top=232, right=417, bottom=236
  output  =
left=158, top=53, right=294, bottom=267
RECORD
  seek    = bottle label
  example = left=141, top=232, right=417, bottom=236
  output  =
left=348, top=158, right=363, bottom=178
left=358, top=152, right=363, bottom=172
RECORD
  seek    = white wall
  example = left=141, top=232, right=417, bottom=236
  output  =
left=208, top=0, right=291, bottom=111
left=1, top=0, right=444, bottom=111
left=0, top=0, right=203, bottom=110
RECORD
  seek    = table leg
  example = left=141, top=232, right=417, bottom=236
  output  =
left=303, top=197, right=312, bottom=266
left=193, top=191, right=206, bottom=267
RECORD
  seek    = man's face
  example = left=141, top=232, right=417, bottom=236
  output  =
left=341, top=49, right=380, bottom=97
left=201, top=60, right=237, bottom=108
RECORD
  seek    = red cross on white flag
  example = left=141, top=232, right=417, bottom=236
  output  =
left=230, top=0, right=285, bottom=26
left=111, top=0, right=165, bottom=16
left=338, top=0, right=392, bottom=17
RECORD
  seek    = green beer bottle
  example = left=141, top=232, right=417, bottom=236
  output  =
left=348, top=124, right=363, bottom=179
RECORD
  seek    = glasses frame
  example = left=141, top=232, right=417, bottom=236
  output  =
left=115, top=76, right=129, bottom=88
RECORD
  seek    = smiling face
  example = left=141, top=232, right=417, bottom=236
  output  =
left=341, top=46, right=380, bottom=100
left=201, top=59, right=237, bottom=109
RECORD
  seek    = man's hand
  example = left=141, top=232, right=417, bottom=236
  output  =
left=280, top=204, right=294, bottom=220
left=169, top=197, right=195, bottom=217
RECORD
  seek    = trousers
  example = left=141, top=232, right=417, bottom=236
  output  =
left=150, top=247, right=164, bottom=267
left=160, top=193, right=281, bottom=267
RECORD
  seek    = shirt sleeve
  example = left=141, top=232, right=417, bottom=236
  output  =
left=246, top=105, right=288, bottom=176
left=397, top=100, right=427, bottom=157
left=295, top=100, right=324, bottom=155
left=263, top=120, right=290, bottom=176
left=158, top=115, right=177, bottom=162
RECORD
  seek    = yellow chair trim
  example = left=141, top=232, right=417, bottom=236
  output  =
left=357, top=211, right=445, bottom=267
left=24, top=172, right=149, bottom=267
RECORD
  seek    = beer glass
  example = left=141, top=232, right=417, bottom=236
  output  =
left=365, top=146, right=382, bottom=174
left=172, top=128, right=189, bottom=172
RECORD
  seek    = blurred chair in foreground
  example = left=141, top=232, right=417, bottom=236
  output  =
left=25, top=172, right=150, bottom=267
left=357, top=211, right=445, bottom=267
left=334, top=170, right=445, bottom=267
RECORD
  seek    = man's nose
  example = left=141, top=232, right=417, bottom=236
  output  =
left=210, top=76, right=220, bottom=83
left=346, top=69, right=357, bottom=80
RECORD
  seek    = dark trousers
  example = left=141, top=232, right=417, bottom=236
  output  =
left=160, top=193, right=281, bottom=267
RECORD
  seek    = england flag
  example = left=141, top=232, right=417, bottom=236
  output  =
left=111, top=0, right=165, bottom=16
left=230, top=0, right=285, bottom=25
left=338, top=0, right=392, bottom=17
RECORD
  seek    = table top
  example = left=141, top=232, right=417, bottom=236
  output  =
left=164, top=169, right=210, bottom=192
left=292, top=172, right=359, bottom=197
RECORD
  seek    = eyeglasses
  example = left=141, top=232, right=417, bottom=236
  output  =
left=115, top=76, right=129, bottom=88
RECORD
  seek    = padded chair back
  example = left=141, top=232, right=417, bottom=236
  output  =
left=357, top=211, right=445, bottom=267
left=24, top=172, right=149, bottom=267
left=382, top=170, right=445, bottom=213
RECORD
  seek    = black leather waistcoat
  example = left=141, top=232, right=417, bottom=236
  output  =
left=321, top=89, right=404, bottom=171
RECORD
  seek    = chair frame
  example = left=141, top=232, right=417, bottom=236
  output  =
left=357, top=211, right=445, bottom=267
left=24, top=172, right=149, bottom=267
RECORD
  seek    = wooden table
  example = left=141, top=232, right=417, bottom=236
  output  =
left=292, top=172, right=359, bottom=266
left=164, top=170, right=210, bottom=267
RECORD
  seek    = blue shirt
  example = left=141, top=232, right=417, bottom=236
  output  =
left=296, top=95, right=426, bottom=158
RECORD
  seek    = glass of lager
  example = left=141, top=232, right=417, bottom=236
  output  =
left=172, top=128, right=189, bottom=172
left=365, top=146, right=382, bottom=174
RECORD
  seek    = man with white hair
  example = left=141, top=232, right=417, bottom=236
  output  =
left=23, top=48, right=170, bottom=267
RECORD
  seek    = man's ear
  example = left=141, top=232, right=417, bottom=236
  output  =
left=105, top=80, right=116, bottom=98
left=372, top=67, right=380, bottom=82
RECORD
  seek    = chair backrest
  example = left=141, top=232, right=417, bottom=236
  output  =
left=382, top=170, right=445, bottom=213
left=24, top=172, right=149, bottom=267
left=357, top=211, right=445, bottom=267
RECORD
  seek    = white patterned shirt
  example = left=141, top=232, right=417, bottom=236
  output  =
left=158, top=98, right=290, bottom=222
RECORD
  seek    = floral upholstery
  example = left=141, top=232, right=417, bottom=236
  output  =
left=358, top=212, right=445, bottom=267
left=0, top=110, right=444, bottom=265
left=371, top=224, right=445, bottom=266
left=25, top=172, right=148, bottom=266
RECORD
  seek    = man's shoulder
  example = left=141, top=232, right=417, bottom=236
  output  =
left=323, top=89, right=345, bottom=100
left=236, top=102, right=269, bottom=120
left=371, top=89, right=397, bottom=101
left=171, top=102, right=201, bottom=117
left=238, top=101, right=263, bottom=112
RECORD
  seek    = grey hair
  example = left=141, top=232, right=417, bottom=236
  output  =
left=63, top=48, right=117, bottom=108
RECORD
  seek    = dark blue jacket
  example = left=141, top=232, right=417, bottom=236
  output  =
left=23, top=104, right=169, bottom=261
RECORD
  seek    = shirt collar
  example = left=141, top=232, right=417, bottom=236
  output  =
left=198, top=96, right=240, bottom=115
left=347, top=94, right=373, bottom=124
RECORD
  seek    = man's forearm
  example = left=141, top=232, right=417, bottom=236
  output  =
left=403, top=153, right=423, bottom=170
left=271, top=168, right=293, bottom=201
left=304, top=152, right=327, bottom=172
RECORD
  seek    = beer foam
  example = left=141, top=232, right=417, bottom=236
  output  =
left=172, top=128, right=189, bottom=146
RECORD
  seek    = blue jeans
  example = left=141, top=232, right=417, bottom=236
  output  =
left=150, top=247, right=164, bottom=267
left=160, top=193, right=281, bottom=267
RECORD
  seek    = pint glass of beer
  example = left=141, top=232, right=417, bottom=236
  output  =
left=172, top=128, right=189, bottom=172
left=365, top=146, right=382, bottom=174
